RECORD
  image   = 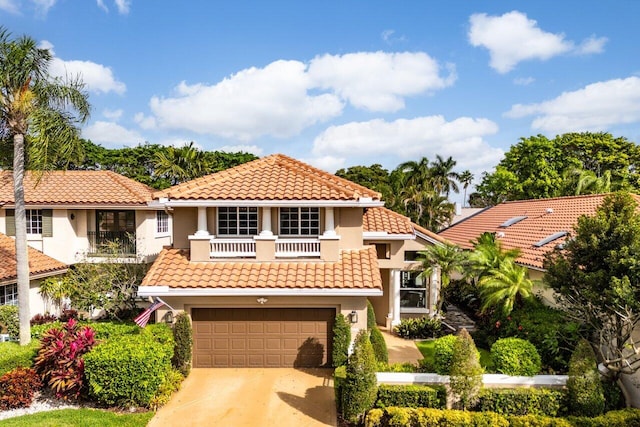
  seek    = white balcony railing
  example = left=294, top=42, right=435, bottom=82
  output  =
left=276, top=238, right=321, bottom=258
left=210, top=238, right=256, bottom=258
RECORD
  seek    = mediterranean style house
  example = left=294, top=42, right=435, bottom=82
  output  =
left=0, top=170, right=172, bottom=266
left=137, top=154, right=443, bottom=368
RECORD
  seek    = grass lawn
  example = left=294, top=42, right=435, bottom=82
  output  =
left=0, top=408, right=154, bottom=427
left=415, top=339, right=495, bottom=372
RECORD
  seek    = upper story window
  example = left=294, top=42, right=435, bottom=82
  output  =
left=404, top=251, right=420, bottom=262
left=156, top=211, right=169, bottom=234
left=218, top=207, right=258, bottom=236
left=279, top=207, right=320, bottom=236
left=97, top=210, right=136, bottom=233
left=5, top=209, right=52, bottom=237
left=26, top=210, right=43, bottom=234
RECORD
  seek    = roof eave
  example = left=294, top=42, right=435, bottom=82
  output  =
left=158, top=199, right=385, bottom=208
left=137, top=286, right=383, bottom=297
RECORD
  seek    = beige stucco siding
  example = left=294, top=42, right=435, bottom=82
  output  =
left=173, top=207, right=198, bottom=249
left=369, top=269, right=391, bottom=326
left=336, top=208, right=364, bottom=250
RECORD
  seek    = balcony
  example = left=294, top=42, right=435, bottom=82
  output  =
left=210, top=238, right=256, bottom=258
left=275, top=239, right=320, bottom=258
left=87, top=231, right=136, bottom=257
left=207, top=237, right=321, bottom=260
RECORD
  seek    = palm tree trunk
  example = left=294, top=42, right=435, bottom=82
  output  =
left=13, top=133, right=31, bottom=345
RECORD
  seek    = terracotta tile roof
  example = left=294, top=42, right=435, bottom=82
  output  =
left=141, top=246, right=382, bottom=291
left=363, top=207, right=414, bottom=235
left=439, top=194, right=640, bottom=270
left=154, top=154, right=381, bottom=201
left=0, top=171, right=154, bottom=206
left=0, top=233, right=67, bottom=283
left=411, top=222, right=447, bottom=244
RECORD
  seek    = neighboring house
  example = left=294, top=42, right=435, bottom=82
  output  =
left=0, top=232, right=67, bottom=317
left=0, top=171, right=172, bottom=265
left=138, top=154, right=442, bottom=368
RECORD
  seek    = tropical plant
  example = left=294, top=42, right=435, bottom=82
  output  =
left=0, top=367, right=42, bottom=410
left=39, top=277, right=72, bottom=315
left=458, top=170, right=473, bottom=207
left=430, top=155, right=460, bottom=196
left=467, top=232, right=520, bottom=281
left=0, top=27, right=90, bottom=344
left=154, top=141, right=211, bottom=185
left=418, top=242, right=467, bottom=312
left=478, top=260, right=533, bottom=316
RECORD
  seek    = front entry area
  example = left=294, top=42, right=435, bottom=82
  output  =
left=192, top=307, right=335, bottom=368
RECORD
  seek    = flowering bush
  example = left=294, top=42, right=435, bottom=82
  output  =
left=34, top=318, right=96, bottom=400
left=0, top=367, right=42, bottom=410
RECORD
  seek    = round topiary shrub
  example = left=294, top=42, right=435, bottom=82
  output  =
left=491, top=337, right=541, bottom=376
left=567, top=339, right=604, bottom=417
left=433, top=334, right=459, bottom=375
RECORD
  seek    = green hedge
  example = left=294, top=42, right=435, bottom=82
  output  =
left=364, top=408, right=640, bottom=427
left=31, top=320, right=140, bottom=340
left=0, top=306, right=18, bottom=339
left=0, top=341, right=39, bottom=376
left=84, top=324, right=173, bottom=407
left=375, top=384, right=445, bottom=409
left=491, top=338, right=541, bottom=376
left=332, top=314, right=350, bottom=367
left=433, top=334, right=459, bottom=375
left=334, top=365, right=347, bottom=414
left=477, top=388, right=565, bottom=417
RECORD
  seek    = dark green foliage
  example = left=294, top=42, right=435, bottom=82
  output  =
left=342, top=330, right=378, bottom=423
left=334, top=365, right=347, bottom=414
left=0, top=341, right=38, bottom=375
left=367, top=300, right=377, bottom=330
left=433, top=334, right=459, bottom=375
left=84, top=325, right=174, bottom=407
left=477, top=388, right=565, bottom=417
left=393, top=317, right=442, bottom=339
left=370, top=326, right=388, bottom=364
left=375, top=384, right=445, bottom=409
left=0, top=367, right=42, bottom=410
left=171, top=313, right=193, bottom=376
left=491, top=337, right=541, bottom=376
left=567, top=339, right=604, bottom=417
left=0, top=305, right=18, bottom=339
left=450, top=329, right=483, bottom=410
left=332, top=314, right=351, bottom=367
left=601, top=379, right=624, bottom=412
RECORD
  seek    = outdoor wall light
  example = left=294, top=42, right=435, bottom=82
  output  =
left=349, top=310, right=358, bottom=324
left=164, top=311, right=174, bottom=324
left=257, top=297, right=268, bottom=305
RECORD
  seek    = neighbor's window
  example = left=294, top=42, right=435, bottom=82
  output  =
left=0, top=284, right=17, bottom=306
left=26, top=210, right=43, bottom=234
left=218, top=207, right=258, bottom=236
left=279, top=207, right=320, bottom=236
left=404, top=251, right=420, bottom=262
left=97, top=210, right=135, bottom=233
left=400, top=271, right=427, bottom=310
left=156, top=211, right=169, bottom=234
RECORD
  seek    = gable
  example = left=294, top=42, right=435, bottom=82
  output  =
left=0, top=233, right=67, bottom=283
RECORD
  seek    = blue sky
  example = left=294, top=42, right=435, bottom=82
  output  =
left=3, top=0, right=640, bottom=198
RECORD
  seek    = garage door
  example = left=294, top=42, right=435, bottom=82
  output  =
left=192, top=308, right=335, bottom=368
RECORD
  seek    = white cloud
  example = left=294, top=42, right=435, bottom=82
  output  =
left=114, top=0, right=130, bottom=14
left=218, top=144, right=264, bottom=156
left=31, top=0, right=55, bottom=14
left=505, top=77, right=640, bottom=133
left=312, top=115, right=503, bottom=174
left=301, top=155, right=346, bottom=173
left=468, top=11, right=604, bottom=73
left=96, top=0, right=107, bottom=12
left=513, top=77, right=535, bottom=86
left=308, top=51, right=456, bottom=112
left=133, top=112, right=157, bottom=130
left=102, top=108, right=123, bottom=120
left=82, top=121, right=144, bottom=147
left=150, top=60, right=344, bottom=141
left=0, top=0, right=20, bottom=14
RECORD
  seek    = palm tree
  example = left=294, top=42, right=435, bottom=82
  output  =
left=430, top=155, right=460, bottom=196
left=467, top=232, right=520, bottom=281
left=154, top=141, right=212, bottom=185
left=458, top=170, right=473, bottom=207
left=0, top=28, right=89, bottom=344
left=478, top=260, right=533, bottom=316
left=418, top=242, right=468, bottom=313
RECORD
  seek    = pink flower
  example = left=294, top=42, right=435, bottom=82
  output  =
left=495, top=321, right=501, bottom=328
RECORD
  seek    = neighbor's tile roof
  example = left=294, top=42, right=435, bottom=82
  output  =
left=0, top=233, right=67, bottom=283
left=439, top=194, right=640, bottom=270
left=154, top=154, right=381, bottom=201
left=0, top=171, right=154, bottom=206
left=363, top=207, right=446, bottom=243
left=141, top=246, right=382, bottom=291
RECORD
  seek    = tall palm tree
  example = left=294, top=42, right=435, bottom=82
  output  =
left=478, top=259, right=533, bottom=316
left=458, top=170, right=473, bottom=207
left=430, top=155, right=460, bottom=196
left=0, top=28, right=89, bottom=344
left=418, top=242, right=468, bottom=313
left=155, top=141, right=212, bottom=185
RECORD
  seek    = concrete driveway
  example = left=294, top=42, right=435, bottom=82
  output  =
left=148, top=368, right=336, bottom=427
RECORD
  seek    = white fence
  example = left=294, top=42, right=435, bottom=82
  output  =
left=210, top=239, right=256, bottom=258
left=376, top=372, right=568, bottom=388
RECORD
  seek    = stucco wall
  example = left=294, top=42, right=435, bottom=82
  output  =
left=336, top=207, right=364, bottom=250
left=369, top=269, right=390, bottom=326
left=173, top=207, right=198, bottom=249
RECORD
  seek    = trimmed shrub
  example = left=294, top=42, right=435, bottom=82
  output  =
left=567, top=339, right=604, bottom=417
left=334, top=365, right=347, bottom=414
left=508, top=414, right=572, bottom=427
left=30, top=313, right=58, bottom=326
left=367, top=300, right=377, bottom=330
left=364, top=407, right=510, bottom=427
left=602, top=378, right=624, bottom=412
left=33, top=319, right=96, bottom=400
left=0, top=305, right=18, bottom=339
left=393, top=316, right=442, bottom=339
left=449, top=328, right=483, bottom=410
left=568, top=408, right=640, bottom=427
left=0, top=367, right=42, bottom=410
left=370, top=326, right=388, bottom=364
left=332, top=314, right=350, bottom=367
left=477, top=387, right=565, bottom=417
left=171, top=313, right=193, bottom=376
left=375, top=384, right=445, bottom=409
left=149, top=368, right=184, bottom=410
left=433, top=334, right=459, bottom=375
left=0, top=341, right=39, bottom=375
left=342, top=330, right=378, bottom=423
left=84, top=325, right=173, bottom=407
left=491, top=337, right=541, bottom=376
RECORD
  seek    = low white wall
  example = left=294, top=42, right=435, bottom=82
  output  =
left=376, top=372, right=568, bottom=388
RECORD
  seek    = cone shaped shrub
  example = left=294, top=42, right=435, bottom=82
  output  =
left=567, top=339, right=604, bottom=416
left=171, top=312, right=193, bottom=376
left=449, top=328, right=483, bottom=410
left=342, top=330, right=378, bottom=423
left=332, top=314, right=350, bottom=367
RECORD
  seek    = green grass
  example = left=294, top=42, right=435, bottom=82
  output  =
left=0, top=408, right=154, bottom=427
left=415, top=339, right=495, bottom=372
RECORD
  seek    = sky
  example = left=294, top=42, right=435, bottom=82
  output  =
left=2, top=0, right=640, bottom=201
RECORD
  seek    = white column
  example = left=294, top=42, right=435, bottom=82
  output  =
left=390, top=269, right=401, bottom=326
left=260, top=207, right=273, bottom=236
left=195, top=206, right=209, bottom=236
left=323, top=207, right=336, bottom=236
left=430, top=267, right=440, bottom=315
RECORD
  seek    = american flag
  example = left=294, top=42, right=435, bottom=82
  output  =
left=134, top=297, right=166, bottom=328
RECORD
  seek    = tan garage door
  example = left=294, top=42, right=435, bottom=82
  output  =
left=192, top=308, right=335, bottom=368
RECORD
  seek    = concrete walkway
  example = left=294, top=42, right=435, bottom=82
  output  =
left=149, top=368, right=336, bottom=427
left=379, top=327, right=424, bottom=364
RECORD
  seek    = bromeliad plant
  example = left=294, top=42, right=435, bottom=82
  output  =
left=34, top=318, right=96, bottom=400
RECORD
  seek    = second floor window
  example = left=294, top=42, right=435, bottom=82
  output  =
left=26, top=210, right=43, bottom=234
left=97, top=210, right=136, bottom=233
left=156, top=211, right=169, bottom=234
left=218, top=207, right=258, bottom=236
left=280, top=207, right=320, bottom=236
